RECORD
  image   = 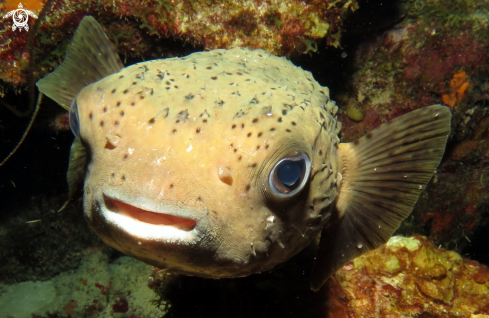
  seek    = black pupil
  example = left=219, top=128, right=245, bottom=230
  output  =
left=277, top=159, right=304, bottom=189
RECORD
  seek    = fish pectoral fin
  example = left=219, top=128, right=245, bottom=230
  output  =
left=36, top=16, right=124, bottom=109
left=310, top=104, right=451, bottom=291
left=59, top=136, right=88, bottom=212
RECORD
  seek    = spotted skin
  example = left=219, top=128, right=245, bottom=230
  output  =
left=37, top=18, right=451, bottom=291
left=76, top=48, right=342, bottom=277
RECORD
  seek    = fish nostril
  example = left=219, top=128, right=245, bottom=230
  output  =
left=105, top=134, right=121, bottom=149
left=218, top=167, right=233, bottom=185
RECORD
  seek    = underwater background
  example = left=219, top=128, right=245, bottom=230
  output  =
left=1, top=0, right=489, bottom=317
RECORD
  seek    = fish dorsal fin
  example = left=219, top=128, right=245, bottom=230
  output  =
left=310, top=105, right=451, bottom=291
left=58, top=136, right=88, bottom=212
left=36, top=16, right=123, bottom=109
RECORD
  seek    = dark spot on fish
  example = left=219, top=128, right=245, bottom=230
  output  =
left=170, top=79, right=175, bottom=82
left=285, top=129, right=291, bottom=132
left=278, top=117, right=282, bottom=123
left=237, top=72, right=243, bottom=76
left=119, top=75, right=124, bottom=79
left=100, top=120, right=104, bottom=127
left=111, top=89, right=116, bottom=94
left=366, top=133, right=372, bottom=139
left=130, top=102, right=135, bottom=106
left=252, top=118, right=259, bottom=123
left=234, top=148, right=238, bottom=153
left=166, top=87, right=171, bottom=90
left=203, top=119, right=208, bottom=123
left=120, top=111, right=125, bottom=117
left=185, top=93, right=194, bottom=100
left=245, top=184, right=250, bottom=191
left=132, top=81, right=137, bottom=85
left=241, top=123, right=245, bottom=128
left=196, top=128, right=201, bottom=133
left=123, top=154, right=128, bottom=159
left=206, top=66, right=212, bottom=69
left=257, top=132, right=262, bottom=137
left=282, top=109, right=287, bottom=115
left=111, top=173, right=115, bottom=177
left=211, top=76, right=218, bottom=80
left=319, top=149, right=323, bottom=156
left=140, top=95, right=145, bottom=100
left=122, top=175, right=126, bottom=181
left=232, top=124, right=237, bottom=129
left=172, top=129, right=177, bottom=134
left=238, top=155, right=242, bottom=160
left=149, top=118, right=155, bottom=124
left=123, top=89, right=129, bottom=94
left=116, top=101, right=121, bottom=107
left=249, top=163, right=257, bottom=168
left=89, top=112, right=93, bottom=120
left=229, top=143, right=233, bottom=148
left=114, top=121, right=119, bottom=126
left=225, top=72, right=232, bottom=75
left=174, top=85, right=179, bottom=89
left=270, top=127, right=276, bottom=131
left=247, top=132, right=252, bottom=137
left=170, top=184, right=174, bottom=188
left=265, top=144, right=269, bottom=149
left=291, top=121, right=296, bottom=126
left=175, top=119, right=180, bottom=123
left=256, top=145, right=260, bottom=150
left=103, top=106, right=107, bottom=113
left=166, top=81, right=171, bottom=85
left=300, top=106, right=305, bottom=111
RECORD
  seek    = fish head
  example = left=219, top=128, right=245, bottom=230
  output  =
left=74, top=50, right=341, bottom=277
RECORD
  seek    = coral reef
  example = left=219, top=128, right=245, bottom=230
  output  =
left=337, top=0, right=489, bottom=142
left=335, top=0, right=489, bottom=255
left=0, top=252, right=166, bottom=317
left=0, top=196, right=110, bottom=284
left=324, top=236, right=489, bottom=317
left=146, top=236, right=489, bottom=317
left=0, top=0, right=357, bottom=94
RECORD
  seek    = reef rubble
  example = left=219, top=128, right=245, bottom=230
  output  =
left=324, top=236, right=489, bottom=317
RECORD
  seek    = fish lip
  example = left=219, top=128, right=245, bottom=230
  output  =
left=103, top=195, right=198, bottom=231
left=98, top=187, right=206, bottom=242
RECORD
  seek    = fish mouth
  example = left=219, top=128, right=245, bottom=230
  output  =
left=99, top=188, right=205, bottom=243
left=104, top=197, right=197, bottom=231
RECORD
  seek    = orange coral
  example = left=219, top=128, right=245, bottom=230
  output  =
left=2, top=0, right=44, bottom=11
left=442, top=71, right=469, bottom=107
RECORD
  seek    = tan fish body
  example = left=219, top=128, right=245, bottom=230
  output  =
left=37, top=17, right=451, bottom=291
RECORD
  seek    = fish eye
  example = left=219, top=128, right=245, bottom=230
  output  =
left=69, top=99, right=80, bottom=138
left=269, top=154, right=311, bottom=197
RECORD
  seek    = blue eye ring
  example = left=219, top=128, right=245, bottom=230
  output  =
left=269, top=154, right=311, bottom=197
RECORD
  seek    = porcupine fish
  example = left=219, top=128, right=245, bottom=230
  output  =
left=37, top=16, right=451, bottom=291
